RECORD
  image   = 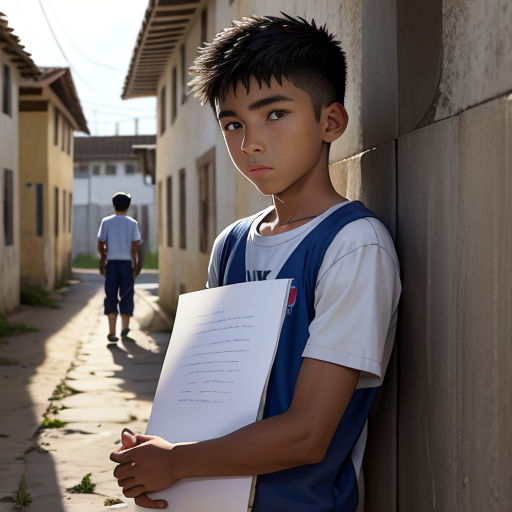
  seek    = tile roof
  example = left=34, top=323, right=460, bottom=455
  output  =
left=74, top=135, right=157, bottom=160
left=122, top=0, right=201, bottom=99
left=0, top=11, right=39, bottom=78
left=38, top=67, right=89, bottom=133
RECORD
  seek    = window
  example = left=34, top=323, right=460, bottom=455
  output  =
left=125, top=163, right=135, bottom=175
left=180, top=44, right=187, bottom=104
left=54, top=187, right=59, bottom=236
left=179, top=169, right=186, bottom=249
left=201, top=8, right=208, bottom=46
left=92, top=165, right=100, bottom=175
left=63, top=190, right=66, bottom=232
left=166, top=176, right=173, bottom=247
left=157, top=181, right=162, bottom=246
left=3, top=169, right=13, bottom=245
left=35, top=183, right=43, bottom=237
left=171, top=67, right=177, bottom=123
left=160, top=86, right=166, bottom=135
left=74, top=165, right=88, bottom=178
left=61, top=120, right=66, bottom=151
left=66, top=124, right=71, bottom=154
left=197, top=148, right=216, bottom=253
left=2, top=65, right=12, bottom=117
left=68, top=192, right=72, bottom=233
left=105, top=164, right=116, bottom=175
left=54, top=108, right=59, bottom=146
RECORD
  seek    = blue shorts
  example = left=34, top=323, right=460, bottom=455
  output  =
left=104, top=260, right=134, bottom=316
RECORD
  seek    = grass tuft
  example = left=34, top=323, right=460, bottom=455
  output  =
left=0, top=315, right=38, bottom=338
left=20, top=285, right=58, bottom=308
left=13, top=474, right=32, bottom=510
left=104, top=497, right=124, bottom=506
left=67, top=473, right=96, bottom=494
left=72, top=253, right=99, bottom=268
left=50, top=380, right=79, bottom=401
left=40, top=416, right=66, bottom=429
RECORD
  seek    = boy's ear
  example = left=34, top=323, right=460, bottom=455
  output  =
left=321, top=102, right=348, bottom=143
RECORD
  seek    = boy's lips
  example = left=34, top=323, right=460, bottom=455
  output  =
left=247, top=164, right=273, bottom=177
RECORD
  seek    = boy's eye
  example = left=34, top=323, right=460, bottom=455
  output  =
left=268, top=109, right=287, bottom=120
left=223, top=121, right=242, bottom=132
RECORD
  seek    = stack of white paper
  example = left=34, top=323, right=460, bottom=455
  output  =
left=130, top=279, right=292, bottom=511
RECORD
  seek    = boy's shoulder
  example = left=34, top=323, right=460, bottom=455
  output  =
left=323, top=215, right=399, bottom=275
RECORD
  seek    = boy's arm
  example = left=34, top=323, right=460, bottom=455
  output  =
left=111, top=357, right=359, bottom=506
left=97, top=240, right=106, bottom=276
left=130, top=240, right=140, bottom=277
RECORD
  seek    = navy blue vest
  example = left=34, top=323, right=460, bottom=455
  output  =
left=219, top=201, right=379, bottom=512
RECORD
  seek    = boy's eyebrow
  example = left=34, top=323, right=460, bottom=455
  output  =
left=217, top=95, right=295, bottom=120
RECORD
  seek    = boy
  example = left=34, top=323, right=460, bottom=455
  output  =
left=111, top=15, right=401, bottom=511
left=98, top=191, right=141, bottom=343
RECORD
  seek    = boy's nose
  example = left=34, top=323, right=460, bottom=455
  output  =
left=241, top=132, right=264, bottom=154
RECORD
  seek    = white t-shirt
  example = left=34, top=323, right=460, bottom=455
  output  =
left=207, top=201, right=401, bottom=389
left=97, top=214, right=141, bottom=261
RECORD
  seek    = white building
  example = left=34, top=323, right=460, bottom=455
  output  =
left=72, top=135, right=157, bottom=258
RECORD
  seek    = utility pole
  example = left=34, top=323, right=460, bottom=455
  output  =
left=135, top=118, right=139, bottom=135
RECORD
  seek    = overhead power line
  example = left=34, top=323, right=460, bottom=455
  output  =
left=37, top=0, right=124, bottom=101
left=45, top=0, right=125, bottom=72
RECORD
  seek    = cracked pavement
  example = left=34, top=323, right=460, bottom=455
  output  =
left=0, top=270, right=171, bottom=511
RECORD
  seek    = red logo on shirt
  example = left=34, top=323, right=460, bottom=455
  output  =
left=287, top=284, right=297, bottom=315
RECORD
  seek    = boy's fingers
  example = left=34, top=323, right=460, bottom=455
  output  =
left=110, top=449, right=132, bottom=463
left=123, top=484, right=146, bottom=498
left=134, top=434, right=154, bottom=444
left=113, top=461, right=136, bottom=480
left=134, top=494, right=168, bottom=509
left=122, top=429, right=137, bottom=448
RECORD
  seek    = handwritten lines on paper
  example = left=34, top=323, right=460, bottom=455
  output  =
left=177, top=314, right=256, bottom=404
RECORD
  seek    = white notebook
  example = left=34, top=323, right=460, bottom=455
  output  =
left=130, top=279, right=292, bottom=512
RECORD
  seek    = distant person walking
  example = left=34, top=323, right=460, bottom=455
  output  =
left=97, top=192, right=141, bottom=343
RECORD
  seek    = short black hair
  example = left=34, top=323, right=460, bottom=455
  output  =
left=112, top=192, right=131, bottom=211
left=189, top=14, right=347, bottom=119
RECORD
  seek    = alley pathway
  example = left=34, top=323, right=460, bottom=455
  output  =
left=0, top=271, right=171, bottom=511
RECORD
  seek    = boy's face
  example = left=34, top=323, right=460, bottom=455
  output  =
left=216, top=77, right=335, bottom=196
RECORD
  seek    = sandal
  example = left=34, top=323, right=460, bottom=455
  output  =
left=107, top=333, right=119, bottom=343
left=121, top=328, right=130, bottom=339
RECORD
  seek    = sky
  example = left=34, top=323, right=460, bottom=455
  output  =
left=1, top=0, right=156, bottom=136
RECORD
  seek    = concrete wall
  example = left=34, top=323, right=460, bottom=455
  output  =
left=0, top=53, right=20, bottom=312
left=395, top=1, right=512, bottom=510
left=255, top=1, right=512, bottom=510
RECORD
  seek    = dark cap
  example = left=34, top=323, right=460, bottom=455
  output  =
left=112, top=191, right=131, bottom=211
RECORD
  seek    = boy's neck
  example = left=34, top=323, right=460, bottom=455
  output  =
left=259, top=151, right=347, bottom=236
left=115, top=211, right=128, bottom=216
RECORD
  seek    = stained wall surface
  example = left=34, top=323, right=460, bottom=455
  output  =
left=0, top=53, right=21, bottom=312
left=328, top=0, right=512, bottom=510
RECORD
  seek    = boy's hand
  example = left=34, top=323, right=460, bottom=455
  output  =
left=110, top=430, right=178, bottom=509
left=99, top=259, right=106, bottom=276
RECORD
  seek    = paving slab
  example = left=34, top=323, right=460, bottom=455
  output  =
left=0, top=273, right=170, bottom=511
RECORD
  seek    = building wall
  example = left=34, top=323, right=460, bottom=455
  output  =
left=18, top=95, right=75, bottom=290
left=72, top=164, right=156, bottom=258
left=254, top=0, right=512, bottom=510
left=18, top=110, right=48, bottom=288
left=156, top=0, right=270, bottom=314
left=0, top=54, right=20, bottom=312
